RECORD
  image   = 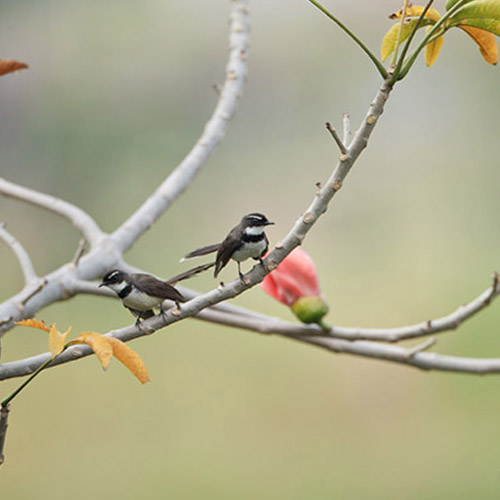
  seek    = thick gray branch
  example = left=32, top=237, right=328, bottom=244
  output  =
left=111, top=0, right=250, bottom=252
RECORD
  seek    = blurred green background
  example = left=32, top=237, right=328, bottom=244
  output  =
left=2, top=0, right=500, bottom=498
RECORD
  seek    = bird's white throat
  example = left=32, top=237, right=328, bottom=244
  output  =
left=106, top=281, right=128, bottom=294
left=244, top=226, right=265, bottom=236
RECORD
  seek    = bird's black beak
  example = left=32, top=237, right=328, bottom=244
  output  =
left=98, top=282, right=106, bottom=288
left=265, top=221, right=275, bottom=226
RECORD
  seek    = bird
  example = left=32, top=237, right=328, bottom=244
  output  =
left=99, top=269, right=185, bottom=326
left=182, top=212, right=274, bottom=280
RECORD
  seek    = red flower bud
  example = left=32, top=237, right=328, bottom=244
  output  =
left=261, top=247, right=329, bottom=324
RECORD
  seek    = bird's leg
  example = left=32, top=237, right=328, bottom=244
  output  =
left=238, top=262, right=244, bottom=281
left=160, top=302, right=167, bottom=319
left=135, top=316, right=145, bottom=333
left=173, top=301, right=182, bottom=315
left=258, top=256, right=267, bottom=271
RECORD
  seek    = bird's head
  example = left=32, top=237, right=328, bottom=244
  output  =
left=99, top=269, right=127, bottom=293
left=241, top=213, right=274, bottom=228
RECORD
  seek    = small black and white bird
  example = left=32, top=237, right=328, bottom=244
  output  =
left=99, top=269, right=185, bottom=325
left=182, top=212, right=274, bottom=279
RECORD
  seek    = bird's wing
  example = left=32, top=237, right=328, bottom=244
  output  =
left=131, top=273, right=185, bottom=302
left=182, top=243, right=221, bottom=260
left=214, top=227, right=242, bottom=277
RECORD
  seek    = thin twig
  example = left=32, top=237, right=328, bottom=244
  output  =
left=20, top=279, right=48, bottom=307
left=0, top=178, right=104, bottom=247
left=405, top=338, right=436, bottom=359
left=71, top=239, right=87, bottom=267
left=342, top=112, right=352, bottom=146
left=0, top=222, right=37, bottom=284
left=326, top=122, right=348, bottom=156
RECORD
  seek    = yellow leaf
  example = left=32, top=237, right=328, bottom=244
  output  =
left=16, top=319, right=51, bottom=333
left=49, top=324, right=72, bottom=359
left=381, top=20, right=420, bottom=61
left=390, top=5, right=441, bottom=22
left=382, top=6, right=440, bottom=62
left=107, top=337, right=150, bottom=384
left=425, top=30, right=445, bottom=66
left=72, top=332, right=113, bottom=370
left=460, top=25, right=498, bottom=64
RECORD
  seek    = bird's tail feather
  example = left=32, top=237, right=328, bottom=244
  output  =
left=180, top=243, right=220, bottom=261
left=167, top=262, right=216, bottom=284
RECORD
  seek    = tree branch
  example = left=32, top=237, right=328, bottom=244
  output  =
left=0, top=178, right=104, bottom=247
left=0, top=0, right=251, bottom=338
left=110, top=0, right=251, bottom=253
left=5, top=299, right=500, bottom=379
left=0, top=223, right=38, bottom=284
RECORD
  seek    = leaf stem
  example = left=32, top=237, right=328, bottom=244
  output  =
left=1, top=357, right=53, bottom=407
left=398, top=0, right=470, bottom=79
left=391, top=0, right=436, bottom=82
left=306, top=0, right=388, bottom=78
left=390, top=0, right=410, bottom=67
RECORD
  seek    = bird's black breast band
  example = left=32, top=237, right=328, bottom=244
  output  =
left=118, top=285, right=133, bottom=299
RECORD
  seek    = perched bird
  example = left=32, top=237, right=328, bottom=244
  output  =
left=182, top=212, right=274, bottom=279
left=99, top=269, right=185, bottom=325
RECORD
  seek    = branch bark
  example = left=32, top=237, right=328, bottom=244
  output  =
left=110, top=0, right=251, bottom=253
left=0, top=178, right=104, bottom=247
left=0, top=223, right=38, bottom=284
left=0, top=0, right=251, bottom=338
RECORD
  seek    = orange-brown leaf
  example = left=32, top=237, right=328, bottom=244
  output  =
left=460, top=25, right=498, bottom=64
left=73, top=332, right=113, bottom=370
left=49, top=324, right=72, bottom=359
left=0, top=59, right=28, bottom=77
left=107, top=337, right=150, bottom=384
left=16, top=319, right=51, bottom=333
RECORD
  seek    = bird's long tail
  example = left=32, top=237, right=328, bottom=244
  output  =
left=167, top=262, right=216, bottom=284
left=180, top=243, right=220, bottom=261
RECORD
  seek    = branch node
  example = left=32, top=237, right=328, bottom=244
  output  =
left=303, top=212, right=316, bottom=224
left=342, top=112, right=352, bottom=145
left=332, top=180, right=343, bottom=191
left=366, top=114, right=377, bottom=125
left=325, top=122, right=348, bottom=155
left=406, top=338, right=437, bottom=359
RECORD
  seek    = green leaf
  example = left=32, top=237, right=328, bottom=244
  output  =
left=450, top=1, right=500, bottom=36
